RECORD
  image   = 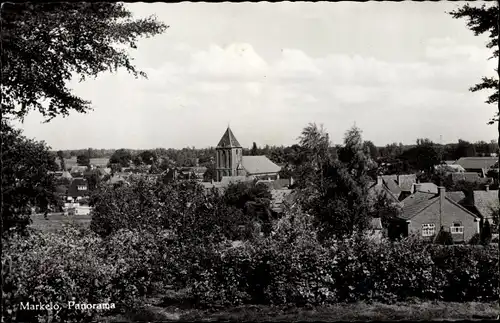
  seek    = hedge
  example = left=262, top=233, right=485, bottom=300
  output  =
left=189, top=236, right=499, bottom=308
left=1, top=226, right=193, bottom=323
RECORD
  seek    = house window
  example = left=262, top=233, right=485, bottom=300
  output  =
left=450, top=222, right=464, bottom=234
left=77, top=185, right=87, bottom=191
left=422, top=223, right=435, bottom=237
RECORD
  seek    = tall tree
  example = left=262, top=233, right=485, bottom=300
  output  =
left=450, top=3, right=499, bottom=125
left=109, top=149, right=132, bottom=168
left=298, top=123, right=331, bottom=190
left=451, top=2, right=500, bottom=235
left=363, top=140, right=379, bottom=159
left=303, top=125, right=374, bottom=242
left=76, top=154, right=90, bottom=167
left=251, top=142, right=258, bottom=156
left=2, top=121, right=59, bottom=234
left=56, top=150, right=66, bottom=171
left=455, top=139, right=477, bottom=158
left=1, top=2, right=168, bottom=121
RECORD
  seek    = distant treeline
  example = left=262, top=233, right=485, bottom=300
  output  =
left=52, top=138, right=498, bottom=169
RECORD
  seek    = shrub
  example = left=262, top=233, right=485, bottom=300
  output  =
left=188, top=233, right=498, bottom=308
left=2, top=226, right=196, bottom=323
left=2, top=226, right=117, bottom=323
left=434, top=228, right=453, bottom=245
left=469, top=233, right=481, bottom=245
left=480, top=219, right=492, bottom=245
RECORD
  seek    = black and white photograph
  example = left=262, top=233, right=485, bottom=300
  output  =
left=1, top=1, right=499, bottom=322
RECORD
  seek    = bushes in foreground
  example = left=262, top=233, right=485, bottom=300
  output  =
left=3, top=224, right=499, bottom=322
left=2, top=227, right=116, bottom=323
left=189, top=236, right=499, bottom=308
left=1, top=226, right=195, bottom=323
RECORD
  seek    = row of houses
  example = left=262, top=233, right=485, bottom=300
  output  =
left=370, top=175, right=498, bottom=243
left=437, top=157, right=498, bottom=182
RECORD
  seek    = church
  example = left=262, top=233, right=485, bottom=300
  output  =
left=215, top=127, right=281, bottom=182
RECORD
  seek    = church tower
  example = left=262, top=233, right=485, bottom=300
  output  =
left=215, top=127, right=243, bottom=182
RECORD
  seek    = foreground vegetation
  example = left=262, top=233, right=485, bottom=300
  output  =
left=3, top=223, right=499, bottom=322
left=103, top=300, right=500, bottom=322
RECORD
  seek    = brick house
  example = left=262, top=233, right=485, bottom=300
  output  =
left=397, top=186, right=480, bottom=243
left=67, top=178, right=90, bottom=202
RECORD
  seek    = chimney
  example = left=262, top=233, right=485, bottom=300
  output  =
left=397, top=175, right=401, bottom=185
left=438, top=186, right=445, bottom=228
left=290, top=177, right=294, bottom=186
left=377, top=176, right=383, bottom=185
left=414, top=184, right=422, bottom=193
left=485, top=184, right=490, bottom=192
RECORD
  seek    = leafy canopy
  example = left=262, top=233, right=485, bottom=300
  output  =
left=1, top=121, right=59, bottom=234
left=450, top=3, right=499, bottom=124
left=1, top=2, right=168, bottom=121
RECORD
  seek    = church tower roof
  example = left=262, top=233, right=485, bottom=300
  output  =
left=217, top=127, right=242, bottom=148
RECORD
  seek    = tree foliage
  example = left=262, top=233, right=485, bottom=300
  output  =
left=109, top=148, right=132, bottom=168
left=1, top=121, right=59, bottom=234
left=298, top=124, right=374, bottom=242
left=76, top=154, right=90, bottom=167
left=450, top=3, right=499, bottom=124
left=1, top=2, right=168, bottom=121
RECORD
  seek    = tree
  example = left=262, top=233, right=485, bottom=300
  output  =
left=363, top=140, right=379, bottom=159
left=56, top=150, right=66, bottom=171
left=109, top=149, right=132, bottom=168
left=455, top=139, right=477, bottom=158
left=450, top=3, right=499, bottom=124
left=304, top=125, right=374, bottom=242
left=203, top=164, right=216, bottom=182
left=138, top=150, right=157, bottom=165
left=480, top=219, right=493, bottom=245
left=298, top=123, right=331, bottom=190
left=451, top=2, right=500, bottom=232
left=2, top=121, right=59, bottom=234
left=251, top=142, right=258, bottom=156
left=76, top=154, right=90, bottom=167
left=434, top=227, right=453, bottom=245
left=338, top=125, right=377, bottom=180
left=83, top=171, right=101, bottom=191
left=223, top=181, right=274, bottom=235
left=1, top=3, right=168, bottom=121
left=400, top=141, right=439, bottom=173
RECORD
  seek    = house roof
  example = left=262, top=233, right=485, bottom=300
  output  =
left=256, top=178, right=291, bottom=190
left=384, top=178, right=402, bottom=196
left=473, top=190, right=499, bottom=219
left=70, top=166, right=88, bottom=173
left=446, top=191, right=466, bottom=204
left=450, top=172, right=483, bottom=182
left=435, top=164, right=465, bottom=173
left=67, top=178, right=89, bottom=197
left=370, top=218, right=383, bottom=230
left=368, top=181, right=400, bottom=204
left=270, top=189, right=296, bottom=212
left=444, top=160, right=456, bottom=165
left=455, top=157, right=498, bottom=170
left=241, top=156, right=281, bottom=175
left=217, top=127, right=242, bottom=148
left=400, top=190, right=479, bottom=221
left=398, top=174, right=417, bottom=192
left=413, top=182, right=438, bottom=194
left=220, top=176, right=253, bottom=186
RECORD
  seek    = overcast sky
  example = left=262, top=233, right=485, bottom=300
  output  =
left=16, top=1, right=498, bottom=150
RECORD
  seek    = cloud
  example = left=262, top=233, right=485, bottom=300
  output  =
left=18, top=37, right=497, bottom=149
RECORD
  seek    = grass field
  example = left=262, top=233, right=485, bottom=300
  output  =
left=30, top=213, right=92, bottom=232
left=101, top=297, right=500, bottom=322
left=57, top=157, right=110, bottom=169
